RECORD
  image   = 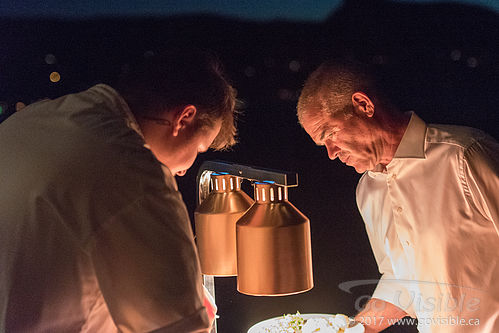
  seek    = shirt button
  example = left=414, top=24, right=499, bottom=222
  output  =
left=387, top=173, right=397, bottom=180
left=396, top=207, right=403, bottom=214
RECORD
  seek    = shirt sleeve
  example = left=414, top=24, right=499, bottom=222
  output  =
left=463, top=135, right=499, bottom=238
left=357, top=178, right=416, bottom=318
left=364, top=226, right=417, bottom=318
left=371, top=273, right=416, bottom=318
left=88, top=188, right=210, bottom=333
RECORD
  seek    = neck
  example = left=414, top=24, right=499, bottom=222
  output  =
left=377, top=110, right=411, bottom=167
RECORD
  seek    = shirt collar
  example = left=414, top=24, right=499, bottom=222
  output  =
left=393, top=111, right=427, bottom=159
left=87, top=84, right=146, bottom=141
left=88, top=84, right=177, bottom=187
left=366, top=112, right=426, bottom=177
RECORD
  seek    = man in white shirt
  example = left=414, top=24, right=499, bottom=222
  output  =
left=0, top=51, right=235, bottom=332
left=297, top=59, right=499, bottom=332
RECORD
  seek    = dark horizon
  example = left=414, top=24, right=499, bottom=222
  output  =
left=1, top=0, right=498, bottom=21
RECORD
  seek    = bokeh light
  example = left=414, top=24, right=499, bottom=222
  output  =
left=264, top=58, right=275, bottom=68
left=244, top=66, right=256, bottom=77
left=278, top=88, right=296, bottom=101
left=289, top=60, right=301, bottom=72
left=144, top=50, right=155, bottom=58
left=15, top=102, right=26, bottom=111
left=50, top=71, right=61, bottom=83
left=372, top=55, right=386, bottom=65
left=44, top=54, right=57, bottom=65
left=467, top=57, right=478, bottom=68
left=450, top=49, right=462, bottom=61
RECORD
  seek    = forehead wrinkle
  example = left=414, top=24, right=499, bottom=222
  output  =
left=302, top=98, right=331, bottom=145
left=307, top=115, right=327, bottom=146
left=313, top=114, right=343, bottom=146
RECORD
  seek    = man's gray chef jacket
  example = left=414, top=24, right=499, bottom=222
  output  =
left=0, top=84, right=210, bottom=332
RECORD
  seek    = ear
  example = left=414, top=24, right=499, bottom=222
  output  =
left=172, top=105, right=197, bottom=136
left=351, top=92, right=375, bottom=117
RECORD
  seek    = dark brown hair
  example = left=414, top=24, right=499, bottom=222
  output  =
left=117, top=49, right=238, bottom=150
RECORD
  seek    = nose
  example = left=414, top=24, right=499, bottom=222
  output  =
left=326, top=143, right=341, bottom=160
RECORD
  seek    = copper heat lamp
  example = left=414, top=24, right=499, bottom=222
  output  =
left=195, top=161, right=313, bottom=321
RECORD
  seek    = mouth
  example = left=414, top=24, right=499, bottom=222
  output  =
left=340, top=155, right=351, bottom=165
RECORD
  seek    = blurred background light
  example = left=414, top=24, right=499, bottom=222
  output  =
left=264, top=58, right=275, bottom=68
left=15, top=102, right=26, bottom=111
left=450, top=49, right=462, bottom=61
left=278, top=88, right=293, bottom=101
left=244, top=66, right=256, bottom=77
left=372, top=55, right=386, bottom=65
left=49, top=71, right=61, bottom=83
left=44, top=54, right=57, bottom=65
left=289, top=60, right=301, bottom=72
left=467, top=57, right=478, bottom=68
left=144, top=50, right=155, bottom=58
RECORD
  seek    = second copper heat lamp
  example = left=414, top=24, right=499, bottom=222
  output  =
left=195, top=160, right=313, bottom=297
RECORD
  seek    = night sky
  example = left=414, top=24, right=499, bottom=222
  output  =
left=1, top=0, right=498, bottom=20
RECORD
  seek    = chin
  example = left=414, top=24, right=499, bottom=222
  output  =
left=352, top=164, right=368, bottom=174
left=353, top=167, right=366, bottom=174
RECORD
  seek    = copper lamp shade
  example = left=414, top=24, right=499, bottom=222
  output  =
left=195, top=173, right=254, bottom=276
left=236, top=181, right=313, bottom=296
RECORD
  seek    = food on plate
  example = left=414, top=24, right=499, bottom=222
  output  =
left=248, top=312, right=364, bottom=333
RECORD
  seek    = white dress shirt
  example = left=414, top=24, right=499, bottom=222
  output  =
left=357, top=113, right=499, bottom=332
left=0, top=84, right=210, bottom=332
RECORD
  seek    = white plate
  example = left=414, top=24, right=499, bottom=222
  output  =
left=247, top=313, right=365, bottom=333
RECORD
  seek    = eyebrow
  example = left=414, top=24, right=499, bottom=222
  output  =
left=316, top=124, right=341, bottom=145
left=315, top=128, right=328, bottom=146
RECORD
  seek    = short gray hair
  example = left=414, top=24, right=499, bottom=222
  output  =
left=297, top=59, right=377, bottom=124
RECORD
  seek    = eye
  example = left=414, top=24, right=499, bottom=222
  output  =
left=326, top=130, right=338, bottom=141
